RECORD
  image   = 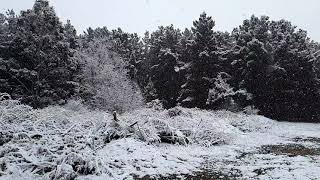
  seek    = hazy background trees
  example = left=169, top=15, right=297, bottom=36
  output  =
left=1, top=0, right=320, bottom=121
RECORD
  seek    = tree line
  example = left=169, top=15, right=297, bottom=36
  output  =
left=1, top=0, right=320, bottom=121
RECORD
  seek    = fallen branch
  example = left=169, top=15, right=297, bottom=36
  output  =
left=129, top=121, right=138, bottom=127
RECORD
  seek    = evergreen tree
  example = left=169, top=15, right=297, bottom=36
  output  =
left=269, top=20, right=320, bottom=121
left=64, top=19, right=78, bottom=49
left=178, top=28, right=194, bottom=63
left=0, top=0, right=79, bottom=108
left=231, top=15, right=320, bottom=121
left=179, top=12, right=219, bottom=108
left=146, top=25, right=182, bottom=108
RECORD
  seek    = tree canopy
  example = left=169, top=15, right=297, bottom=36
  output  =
left=1, top=1, right=320, bottom=122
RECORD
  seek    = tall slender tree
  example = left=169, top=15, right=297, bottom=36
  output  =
left=144, top=25, right=182, bottom=108
left=179, top=12, right=219, bottom=108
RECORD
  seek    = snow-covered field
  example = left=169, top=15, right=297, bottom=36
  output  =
left=1, top=100, right=320, bottom=179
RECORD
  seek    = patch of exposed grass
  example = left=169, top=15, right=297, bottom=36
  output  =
left=253, top=167, right=275, bottom=176
left=260, top=144, right=320, bottom=157
left=292, top=137, right=320, bottom=144
left=133, top=169, right=242, bottom=180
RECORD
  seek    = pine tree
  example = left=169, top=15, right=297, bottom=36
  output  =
left=145, top=25, right=181, bottom=108
left=0, top=0, right=79, bottom=108
left=179, top=12, right=219, bottom=108
left=230, top=15, right=320, bottom=121
left=269, top=20, right=320, bottom=121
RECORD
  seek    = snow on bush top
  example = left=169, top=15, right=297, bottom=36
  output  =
left=121, top=106, right=274, bottom=146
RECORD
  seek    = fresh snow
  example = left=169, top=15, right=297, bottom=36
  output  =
left=1, top=100, right=320, bottom=179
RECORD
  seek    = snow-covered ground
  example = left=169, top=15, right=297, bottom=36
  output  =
left=1, top=100, right=320, bottom=179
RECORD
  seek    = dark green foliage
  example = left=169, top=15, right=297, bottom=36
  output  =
left=150, top=49, right=180, bottom=108
left=179, top=12, right=220, bottom=108
left=230, top=15, right=320, bottom=121
left=0, top=0, right=79, bottom=108
left=143, top=25, right=182, bottom=108
left=139, top=13, right=320, bottom=122
left=1, top=0, right=320, bottom=122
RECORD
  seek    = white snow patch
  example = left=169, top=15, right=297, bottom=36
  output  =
left=96, top=138, right=204, bottom=179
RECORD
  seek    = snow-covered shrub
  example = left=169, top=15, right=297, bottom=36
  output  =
left=146, top=99, right=164, bottom=111
left=206, top=72, right=234, bottom=106
left=121, top=107, right=242, bottom=146
left=207, top=72, right=239, bottom=111
left=62, top=99, right=88, bottom=112
left=122, top=106, right=276, bottom=146
left=50, top=163, right=77, bottom=180
left=207, top=72, right=253, bottom=112
left=243, top=105, right=260, bottom=115
left=206, top=73, right=237, bottom=112
left=167, top=107, right=182, bottom=117
left=226, top=111, right=274, bottom=132
left=74, top=38, right=144, bottom=113
left=0, top=98, right=36, bottom=133
left=0, top=100, right=114, bottom=179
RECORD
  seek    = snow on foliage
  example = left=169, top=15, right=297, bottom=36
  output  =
left=0, top=97, right=276, bottom=179
left=206, top=72, right=253, bottom=110
left=74, top=38, right=144, bottom=113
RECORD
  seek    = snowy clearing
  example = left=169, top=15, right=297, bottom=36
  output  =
left=1, top=100, right=320, bottom=179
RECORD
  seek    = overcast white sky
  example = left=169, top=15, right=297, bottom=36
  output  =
left=1, top=0, right=319, bottom=41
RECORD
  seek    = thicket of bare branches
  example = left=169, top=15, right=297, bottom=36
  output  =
left=74, top=39, right=144, bottom=113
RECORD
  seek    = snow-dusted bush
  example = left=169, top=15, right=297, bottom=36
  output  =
left=121, top=107, right=241, bottom=146
left=206, top=72, right=235, bottom=107
left=122, top=106, right=275, bottom=146
left=226, top=111, right=274, bottom=133
left=243, top=105, right=260, bottom=115
left=146, top=99, right=164, bottom=111
left=0, top=100, right=113, bottom=179
left=75, top=38, right=144, bottom=113
left=0, top=97, right=36, bottom=133
left=207, top=72, right=254, bottom=112
left=62, top=99, right=88, bottom=112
